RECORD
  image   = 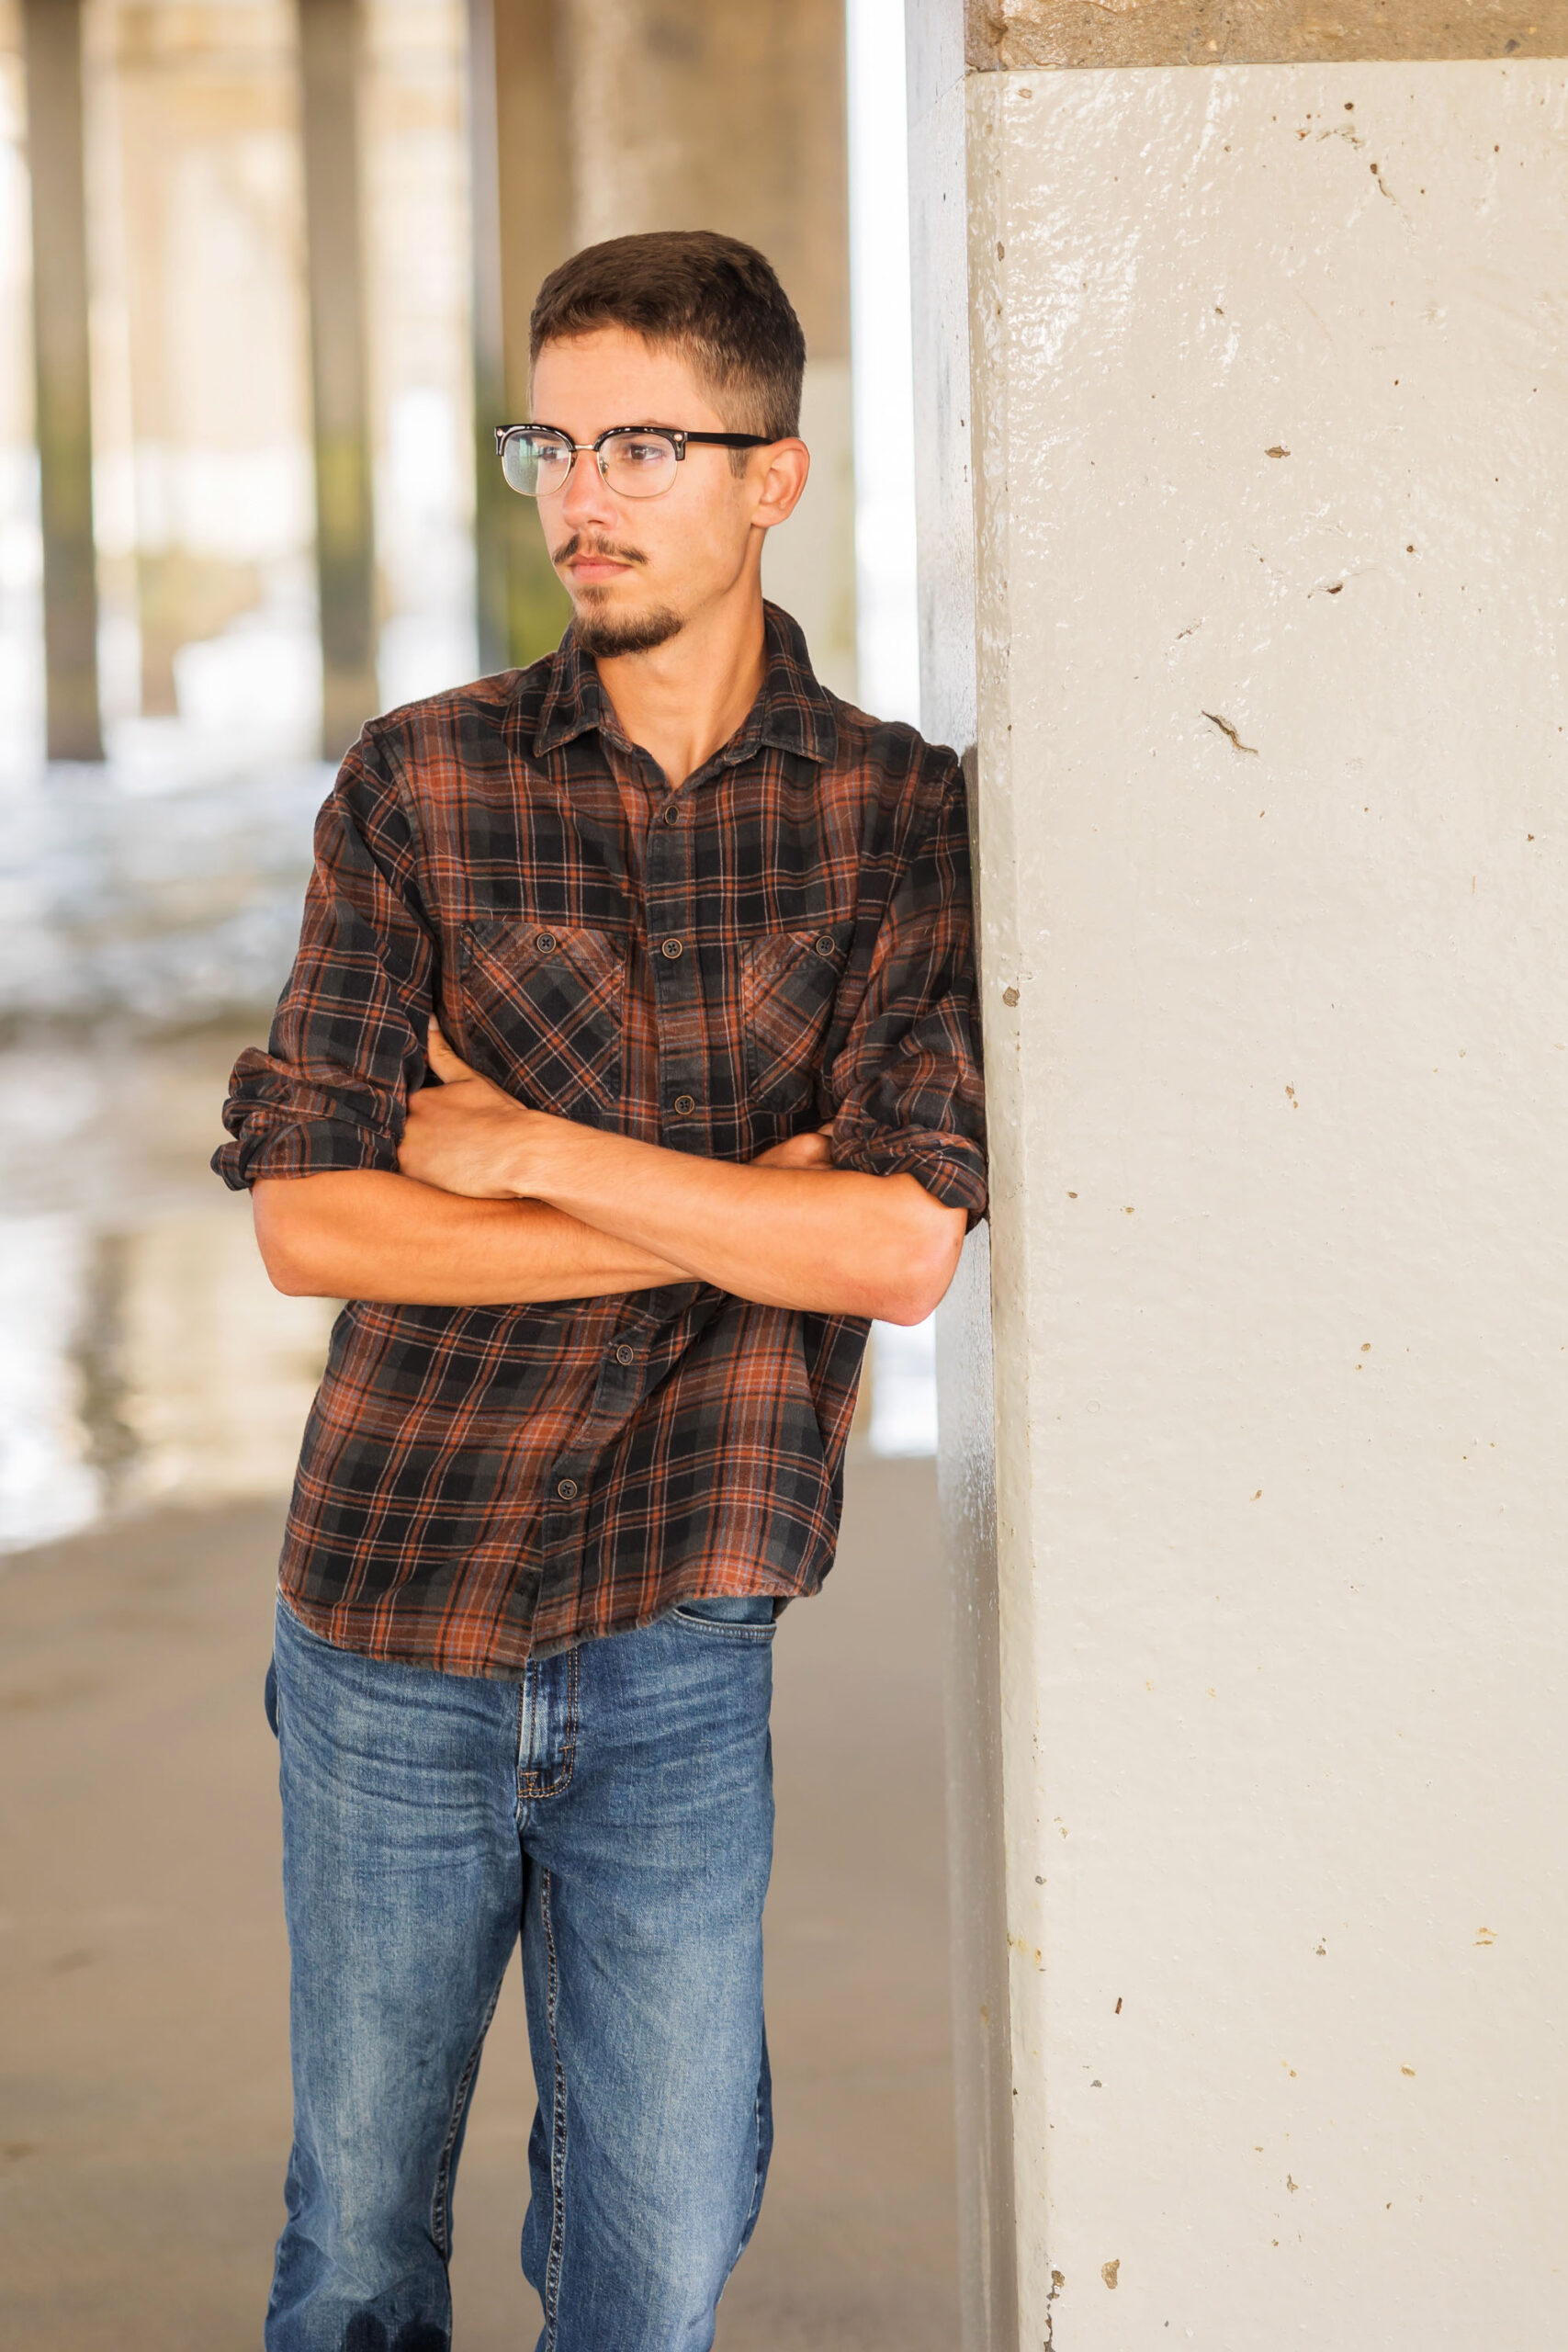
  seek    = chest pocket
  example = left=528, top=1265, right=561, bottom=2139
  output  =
left=458, top=920, right=626, bottom=1118
left=743, top=928, right=846, bottom=1114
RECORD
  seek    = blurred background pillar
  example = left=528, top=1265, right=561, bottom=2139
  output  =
left=467, top=0, right=571, bottom=673
left=299, top=0, right=377, bottom=756
left=468, top=0, right=856, bottom=692
left=22, top=0, right=103, bottom=761
left=567, top=0, right=855, bottom=695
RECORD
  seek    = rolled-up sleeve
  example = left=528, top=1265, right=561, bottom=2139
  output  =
left=825, top=763, right=988, bottom=1226
left=212, top=731, right=434, bottom=1192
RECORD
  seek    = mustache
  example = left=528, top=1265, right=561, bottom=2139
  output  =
left=551, top=532, right=648, bottom=569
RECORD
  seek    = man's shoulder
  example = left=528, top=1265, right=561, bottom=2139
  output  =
left=357, top=654, right=555, bottom=773
left=820, top=691, right=964, bottom=817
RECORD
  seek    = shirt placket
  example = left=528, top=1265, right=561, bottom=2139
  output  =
left=532, top=750, right=713, bottom=1626
left=642, top=765, right=713, bottom=1149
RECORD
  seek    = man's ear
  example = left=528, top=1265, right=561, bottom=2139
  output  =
left=751, top=438, right=810, bottom=530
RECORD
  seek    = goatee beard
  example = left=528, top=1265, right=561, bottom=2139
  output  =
left=552, top=532, right=681, bottom=659
left=570, top=603, right=685, bottom=658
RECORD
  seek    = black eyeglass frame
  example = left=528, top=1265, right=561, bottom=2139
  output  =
left=494, top=422, right=771, bottom=495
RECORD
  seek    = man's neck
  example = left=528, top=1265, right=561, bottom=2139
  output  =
left=592, top=590, right=768, bottom=792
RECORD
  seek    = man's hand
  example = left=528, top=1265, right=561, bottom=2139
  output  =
left=390, top=1021, right=962, bottom=1323
left=399, top=1024, right=547, bottom=1196
left=400, top=1024, right=837, bottom=1193
left=752, top=1126, right=834, bottom=1170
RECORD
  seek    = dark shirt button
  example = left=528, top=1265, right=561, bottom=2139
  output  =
left=814, top=932, right=837, bottom=959
left=660, top=937, right=683, bottom=959
left=535, top=931, right=558, bottom=954
left=672, top=1092, right=695, bottom=1115
left=555, top=1477, right=579, bottom=1500
left=615, top=1344, right=636, bottom=1365
left=661, top=801, right=681, bottom=825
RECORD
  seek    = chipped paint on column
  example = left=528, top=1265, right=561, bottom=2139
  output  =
left=928, top=46, right=1568, bottom=2350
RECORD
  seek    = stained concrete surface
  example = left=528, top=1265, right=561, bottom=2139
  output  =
left=0, top=1454, right=958, bottom=2349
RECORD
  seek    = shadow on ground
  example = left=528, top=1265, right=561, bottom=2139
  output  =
left=0, top=1455, right=957, bottom=2349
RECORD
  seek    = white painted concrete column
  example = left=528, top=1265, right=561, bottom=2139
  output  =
left=914, top=6, right=1568, bottom=2344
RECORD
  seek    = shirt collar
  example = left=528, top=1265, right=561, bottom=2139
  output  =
left=530, top=601, right=838, bottom=768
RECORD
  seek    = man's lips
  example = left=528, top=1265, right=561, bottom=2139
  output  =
left=553, top=534, right=645, bottom=585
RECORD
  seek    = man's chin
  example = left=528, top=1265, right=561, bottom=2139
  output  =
left=570, top=597, right=686, bottom=660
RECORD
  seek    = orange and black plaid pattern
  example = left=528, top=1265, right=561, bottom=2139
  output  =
left=215, top=605, right=987, bottom=1677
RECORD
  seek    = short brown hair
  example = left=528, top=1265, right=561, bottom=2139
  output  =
left=529, top=230, right=806, bottom=442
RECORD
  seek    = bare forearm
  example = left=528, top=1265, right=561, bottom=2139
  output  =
left=252, top=1170, right=686, bottom=1306
left=534, top=1135, right=963, bottom=1324
left=392, top=1027, right=968, bottom=1322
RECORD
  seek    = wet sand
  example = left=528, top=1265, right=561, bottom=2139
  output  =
left=0, top=1455, right=957, bottom=2348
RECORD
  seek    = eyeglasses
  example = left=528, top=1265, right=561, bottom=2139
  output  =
left=495, top=423, right=769, bottom=501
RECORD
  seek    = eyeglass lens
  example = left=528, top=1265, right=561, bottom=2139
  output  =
left=500, top=430, right=680, bottom=500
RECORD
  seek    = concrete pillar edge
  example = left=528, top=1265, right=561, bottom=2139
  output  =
left=964, top=0, right=1568, bottom=72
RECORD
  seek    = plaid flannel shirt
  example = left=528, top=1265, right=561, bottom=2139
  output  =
left=215, top=605, right=987, bottom=1676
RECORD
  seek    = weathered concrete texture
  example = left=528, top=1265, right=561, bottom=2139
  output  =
left=940, top=50, right=1568, bottom=2351
left=966, top=0, right=1568, bottom=70
left=0, top=1457, right=956, bottom=2348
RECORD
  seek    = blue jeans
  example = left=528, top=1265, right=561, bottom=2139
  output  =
left=265, top=1590, right=777, bottom=2352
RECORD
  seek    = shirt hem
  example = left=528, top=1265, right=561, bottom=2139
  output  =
left=277, top=1565, right=814, bottom=1680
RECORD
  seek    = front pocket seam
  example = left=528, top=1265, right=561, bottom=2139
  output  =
left=742, top=929, right=842, bottom=1103
left=458, top=922, right=626, bottom=1115
left=671, top=1608, right=778, bottom=1641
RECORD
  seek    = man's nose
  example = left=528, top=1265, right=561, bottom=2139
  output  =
left=558, top=448, right=619, bottom=534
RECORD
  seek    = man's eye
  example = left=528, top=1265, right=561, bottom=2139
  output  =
left=621, top=438, right=667, bottom=463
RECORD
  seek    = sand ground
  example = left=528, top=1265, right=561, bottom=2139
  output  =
left=0, top=1453, right=957, bottom=2349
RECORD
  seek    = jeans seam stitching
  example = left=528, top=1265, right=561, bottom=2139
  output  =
left=518, top=1643, right=580, bottom=1799
left=669, top=1611, right=777, bottom=1641
left=739, top=2050, right=768, bottom=2260
left=430, top=1966, right=507, bottom=2259
left=541, top=1866, right=569, bottom=2346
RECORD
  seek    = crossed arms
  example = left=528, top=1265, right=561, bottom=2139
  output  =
left=254, top=1025, right=966, bottom=1327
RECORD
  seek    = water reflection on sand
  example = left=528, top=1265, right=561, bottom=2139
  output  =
left=0, top=1024, right=337, bottom=1551
left=0, top=751, right=339, bottom=1551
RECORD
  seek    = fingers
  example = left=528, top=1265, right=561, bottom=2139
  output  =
left=753, top=1129, right=834, bottom=1170
left=424, top=1021, right=475, bottom=1083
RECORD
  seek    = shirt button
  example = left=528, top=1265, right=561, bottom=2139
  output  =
left=814, top=932, right=837, bottom=959
left=660, top=937, right=683, bottom=959
left=615, top=1344, right=636, bottom=1365
left=555, top=1477, right=579, bottom=1500
left=661, top=802, right=681, bottom=825
left=535, top=931, right=558, bottom=954
left=672, top=1092, right=695, bottom=1116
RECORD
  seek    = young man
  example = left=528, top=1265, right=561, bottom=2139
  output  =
left=217, top=230, right=986, bottom=2352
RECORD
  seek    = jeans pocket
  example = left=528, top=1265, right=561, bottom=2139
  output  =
left=671, top=1594, right=779, bottom=1638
